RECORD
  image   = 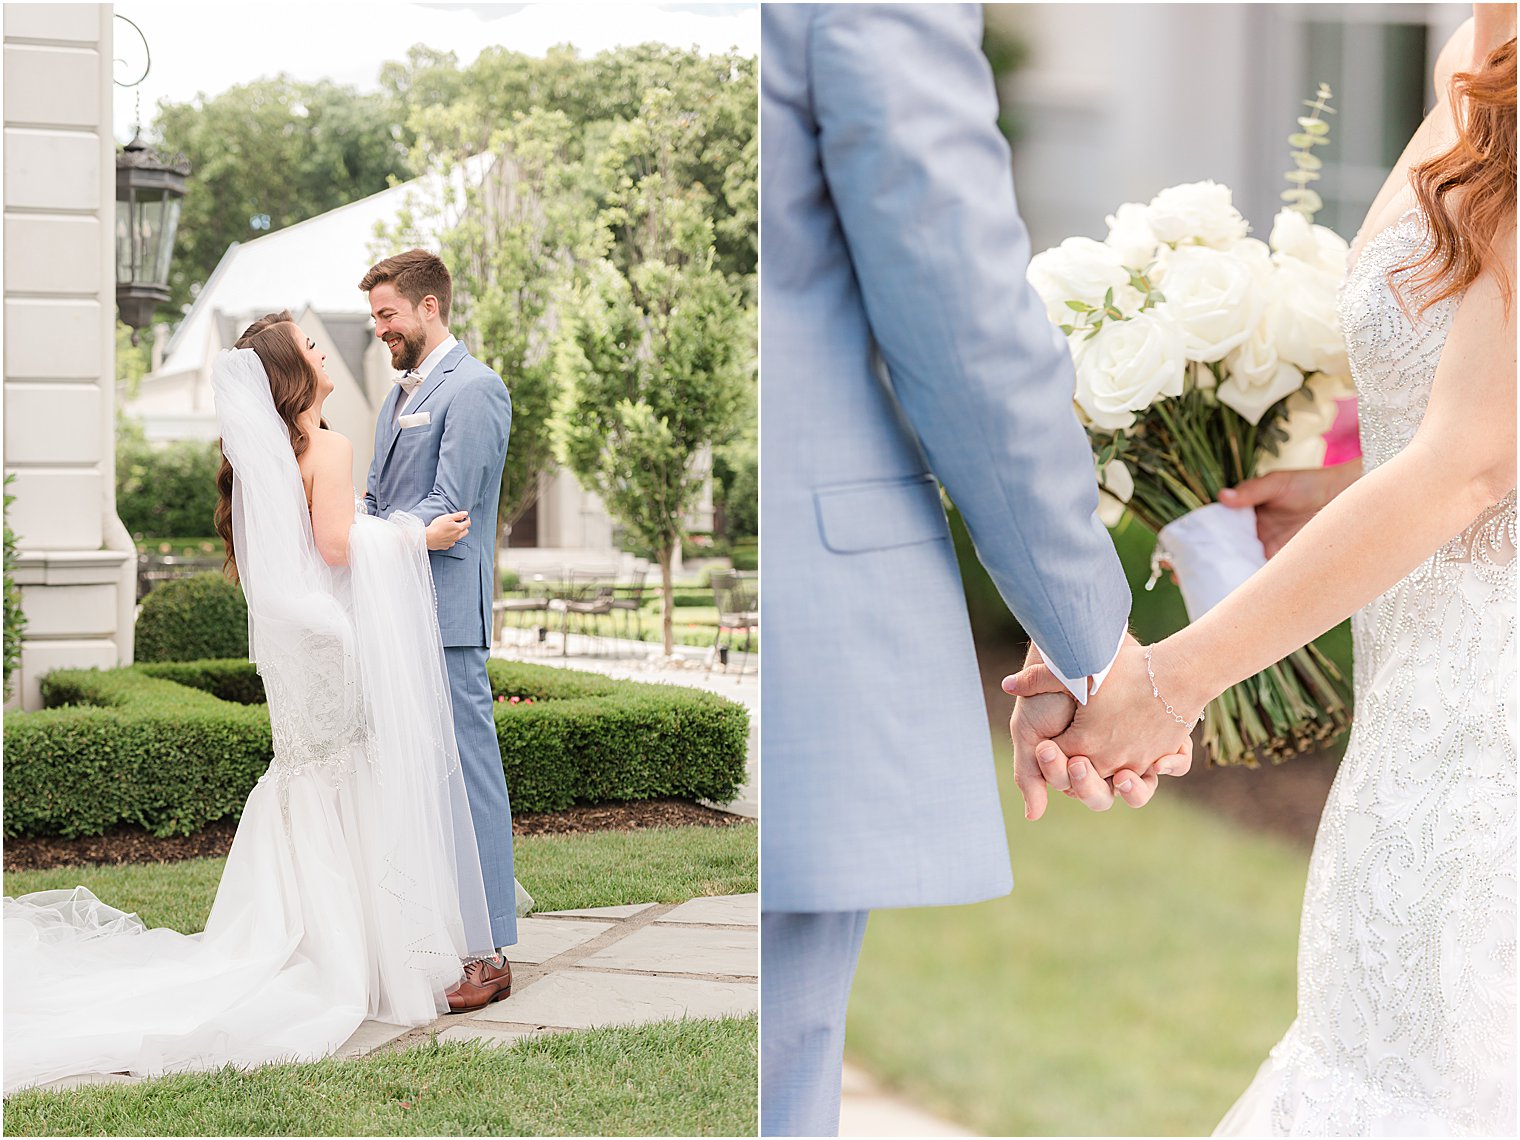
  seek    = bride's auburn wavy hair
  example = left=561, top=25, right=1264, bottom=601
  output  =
left=1392, top=37, right=1517, bottom=314
left=213, top=311, right=327, bottom=583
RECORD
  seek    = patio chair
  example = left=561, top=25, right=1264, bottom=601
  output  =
left=610, top=560, right=650, bottom=647
left=549, top=568, right=617, bottom=656
left=707, top=569, right=758, bottom=678
left=492, top=571, right=553, bottom=648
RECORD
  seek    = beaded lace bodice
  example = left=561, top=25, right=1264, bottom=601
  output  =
left=1250, top=209, right=1516, bottom=1134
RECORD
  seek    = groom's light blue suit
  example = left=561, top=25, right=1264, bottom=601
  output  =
left=365, top=340, right=517, bottom=949
left=761, top=5, right=1130, bottom=1133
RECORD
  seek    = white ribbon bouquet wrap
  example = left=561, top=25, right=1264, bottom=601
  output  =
left=1154, top=502, right=1268, bottom=620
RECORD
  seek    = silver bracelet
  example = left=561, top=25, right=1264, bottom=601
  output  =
left=1144, top=645, right=1199, bottom=728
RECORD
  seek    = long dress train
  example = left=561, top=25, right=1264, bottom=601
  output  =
left=4, top=348, right=500, bottom=1095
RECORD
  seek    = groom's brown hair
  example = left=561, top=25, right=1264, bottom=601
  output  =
left=359, top=249, right=452, bottom=323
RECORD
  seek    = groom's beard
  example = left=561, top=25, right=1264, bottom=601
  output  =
left=386, top=327, right=427, bottom=372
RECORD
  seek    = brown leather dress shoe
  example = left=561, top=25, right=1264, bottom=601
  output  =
left=446, top=955, right=513, bottom=1013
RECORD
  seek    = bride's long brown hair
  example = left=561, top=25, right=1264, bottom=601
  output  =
left=1392, top=36, right=1517, bottom=313
left=213, top=311, right=327, bottom=583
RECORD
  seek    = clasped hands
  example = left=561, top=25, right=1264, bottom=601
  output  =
left=1002, top=633, right=1197, bottom=821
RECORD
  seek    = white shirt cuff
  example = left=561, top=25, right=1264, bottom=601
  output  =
left=1034, top=630, right=1126, bottom=706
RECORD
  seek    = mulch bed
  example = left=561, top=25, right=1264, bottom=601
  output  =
left=4, top=799, right=748, bottom=873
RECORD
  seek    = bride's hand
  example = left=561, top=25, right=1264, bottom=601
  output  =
left=1006, top=644, right=1173, bottom=818
left=1006, top=636, right=1197, bottom=785
left=1218, top=461, right=1362, bottom=558
left=426, top=511, right=470, bottom=550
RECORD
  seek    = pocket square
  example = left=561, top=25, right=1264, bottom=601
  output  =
left=398, top=412, right=431, bottom=429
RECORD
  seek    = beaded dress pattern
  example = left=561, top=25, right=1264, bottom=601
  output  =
left=1219, top=207, right=1517, bottom=1134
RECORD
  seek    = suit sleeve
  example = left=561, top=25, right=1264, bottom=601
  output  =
left=407, top=374, right=511, bottom=556
left=363, top=415, right=383, bottom=517
left=810, top=3, right=1130, bottom=679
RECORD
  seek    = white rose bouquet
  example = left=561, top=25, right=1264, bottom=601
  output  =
left=1027, top=86, right=1353, bottom=767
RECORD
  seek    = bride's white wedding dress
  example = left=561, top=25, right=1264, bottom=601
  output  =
left=1217, top=209, right=1517, bottom=1134
left=4, top=349, right=501, bottom=1095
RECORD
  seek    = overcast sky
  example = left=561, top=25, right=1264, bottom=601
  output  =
left=112, top=2, right=758, bottom=142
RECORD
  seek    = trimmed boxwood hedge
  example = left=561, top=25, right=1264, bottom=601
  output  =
left=135, top=573, right=249, bottom=663
left=5, top=659, right=748, bottom=839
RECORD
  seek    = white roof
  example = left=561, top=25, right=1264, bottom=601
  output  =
left=157, top=154, right=494, bottom=377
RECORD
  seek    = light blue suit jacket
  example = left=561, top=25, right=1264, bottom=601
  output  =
left=365, top=342, right=510, bottom=648
left=761, top=4, right=1131, bottom=913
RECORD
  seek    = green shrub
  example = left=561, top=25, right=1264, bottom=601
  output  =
left=135, top=573, right=248, bottom=663
left=116, top=428, right=222, bottom=540
left=713, top=435, right=757, bottom=541
left=9, top=667, right=272, bottom=838
left=4, top=475, right=25, bottom=698
left=6, top=659, right=748, bottom=838
left=730, top=540, right=758, bottom=572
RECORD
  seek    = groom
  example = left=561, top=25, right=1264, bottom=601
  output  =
left=360, top=249, right=518, bottom=1010
left=761, top=5, right=1187, bottom=1135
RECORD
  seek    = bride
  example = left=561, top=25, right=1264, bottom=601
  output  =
left=4, top=311, right=504, bottom=1094
left=1010, top=8, right=1515, bottom=1134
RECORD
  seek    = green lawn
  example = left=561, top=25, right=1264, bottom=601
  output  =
left=4, top=822, right=758, bottom=933
left=3, top=822, right=758, bottom=1135
left=2, top=1016, right=757, bottom=1137
left=845, top=753, right=1306, bottom=1137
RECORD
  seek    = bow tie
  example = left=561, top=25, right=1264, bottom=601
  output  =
left=395, top=369, right=423, bottom=395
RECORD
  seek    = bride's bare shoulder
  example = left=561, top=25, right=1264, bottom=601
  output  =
left=1433, top=18, right=1476, bottom=99
left=308, top=427, right=352, bottom=455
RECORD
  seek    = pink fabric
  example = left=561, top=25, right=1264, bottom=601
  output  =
left=1322, top=397, right=1361, bottom=466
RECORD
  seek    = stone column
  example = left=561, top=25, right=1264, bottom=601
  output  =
left=4, top=4, right=135, bottom=710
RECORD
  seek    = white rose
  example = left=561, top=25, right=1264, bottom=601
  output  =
left=1190, top=359, right=1219, bottom=394
left=1145, top=180, right=1250, bottom=249
left=1096, top=458, right=1134, bottom=527
left=1027, top=237, right=1139, bottom=326
left=1073, top=309, right=1186, bottom=431
left=1218, top=337, right=1305, bottom=424
left=1104, top=202, right=1159, bottom=270
left=1154, top=245, right=1260, bottom=363
left=1256, top=386, right=1337, bottom=473
left=1308, top=371, right=1355, bottom=402
left=1269, top=208, right=1351, bottom=276
left=1268, top=258, right=1348, bottom=375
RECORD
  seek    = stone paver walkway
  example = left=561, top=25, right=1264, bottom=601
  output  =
left=352, top=891, right=758, bottom=1056
left=839, top=1061, right=976, bottom=1136
left=34, top=893, right=757, bottom=1093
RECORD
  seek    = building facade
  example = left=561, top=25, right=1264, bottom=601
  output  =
left=992, top=3, right=1468, bottom=253
left=4, top=4, right=135, bottom=709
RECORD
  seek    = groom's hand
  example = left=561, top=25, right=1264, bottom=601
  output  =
left=1009, top=679, right=1075, bottom=821
left=1011, top=638, right=1197, bottom=781
left=1004, top=640, right=1193, bottom=805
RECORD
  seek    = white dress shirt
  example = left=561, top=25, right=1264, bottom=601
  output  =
left=1034, top=629, right=1126, bottom=705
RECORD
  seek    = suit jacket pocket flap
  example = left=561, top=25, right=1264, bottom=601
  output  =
left=814, top=474, right=946, bottom=554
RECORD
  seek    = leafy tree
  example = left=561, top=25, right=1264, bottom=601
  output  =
left=152, top=77, right=414, bottom=314
left=553, top=78, right=751, bottom=655
left=377, top=43, right=756, bottom=281
left=381, top=106, right=600, bottom=555
left=554, top=255, right=747, bottom=655
left=115, top=424, right=222, bottom=540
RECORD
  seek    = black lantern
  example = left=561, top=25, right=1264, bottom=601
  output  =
left=115, top=131, right=189, bottom=338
